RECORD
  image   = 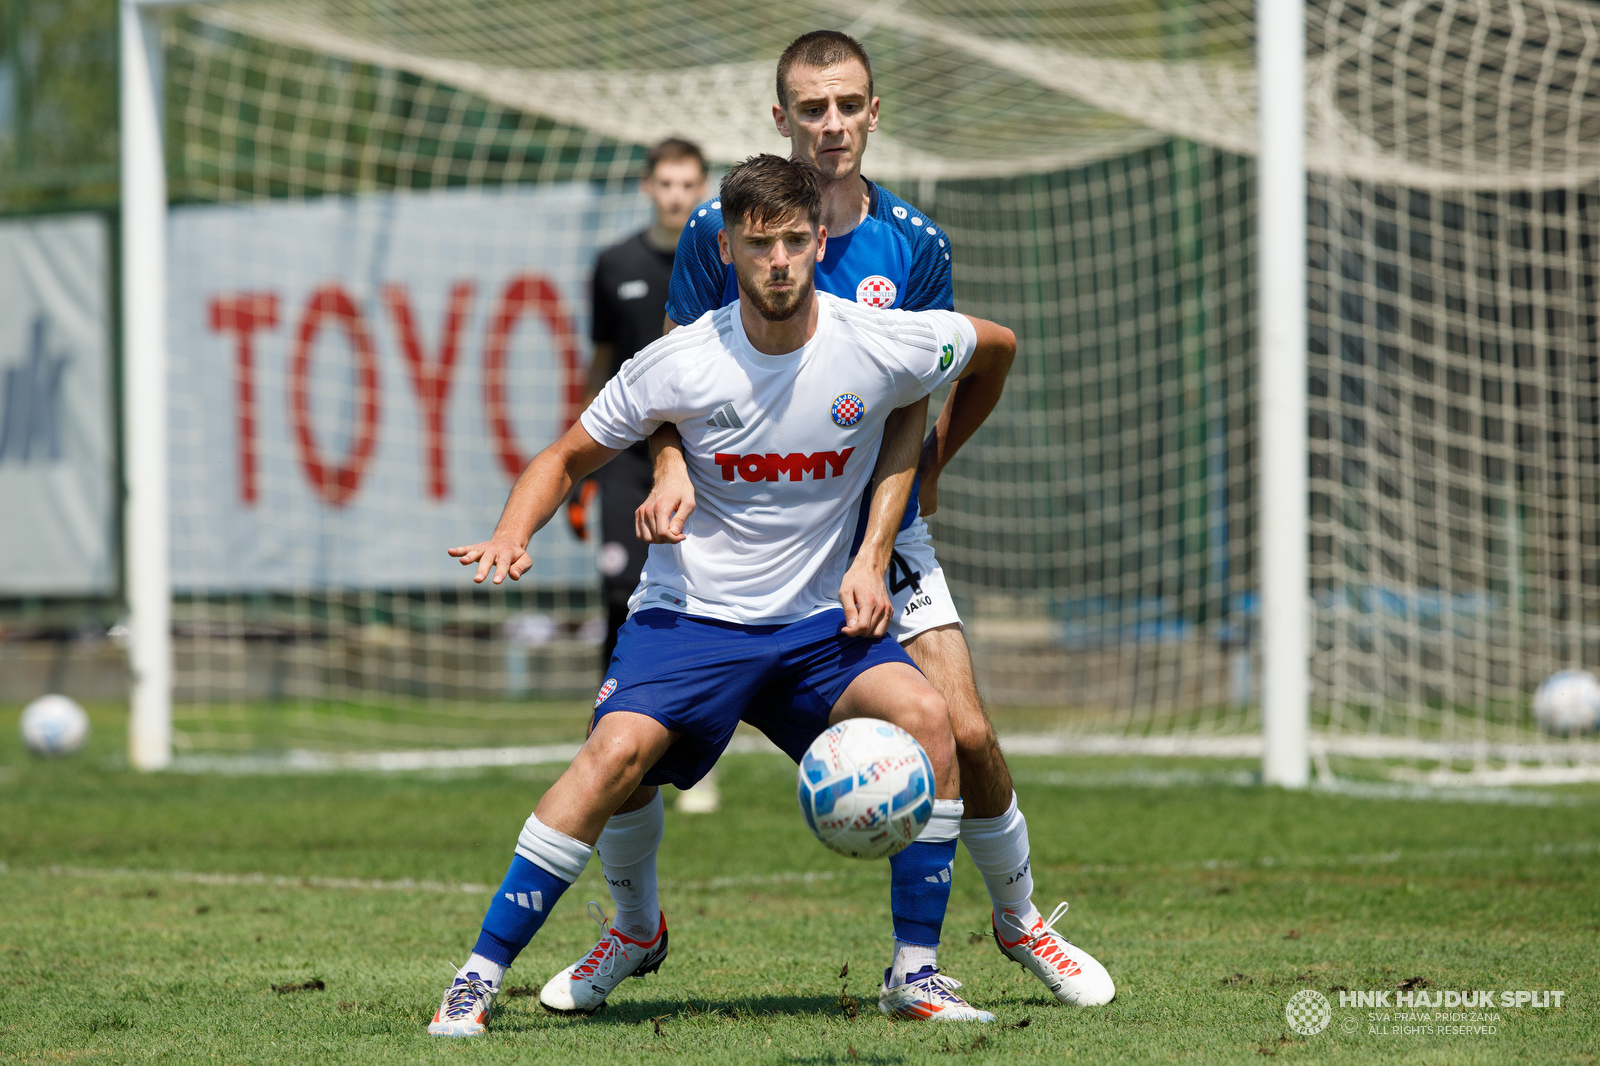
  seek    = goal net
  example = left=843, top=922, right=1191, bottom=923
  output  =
left=148, top=0, right=1600, bottom=779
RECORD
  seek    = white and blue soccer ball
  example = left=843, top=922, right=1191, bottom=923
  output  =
left=1533, top=670, right=1600, bottom=736
left=20, top=694, right=91, bottom=757
left=797, top=719, right=934, bottom=860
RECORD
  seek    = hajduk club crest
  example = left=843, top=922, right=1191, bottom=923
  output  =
left=855, top=275, right=897, bottom=308
left=831, top=394, right=865, bottom=427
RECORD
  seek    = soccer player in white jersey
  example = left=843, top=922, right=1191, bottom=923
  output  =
left=428, top=155, right=1017, bottom=1036
left=567, top=30, right=1117, bottom=1016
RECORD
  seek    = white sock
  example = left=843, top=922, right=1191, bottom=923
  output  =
left=960, top=792, right=1041, bottom=933
left=462, top=953, right=505, bottom=987
left=891, top=941, right=938, bottom=985
left=514, top=812, right=594, bottom=884
left=597, top=790, right=664, bottom=940
left=921, top=798, right=965, bottom=844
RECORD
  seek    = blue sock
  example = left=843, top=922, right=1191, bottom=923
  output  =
left=471, top=854, right=573, bottom=967
left=888, top=837, right=958, bottom=946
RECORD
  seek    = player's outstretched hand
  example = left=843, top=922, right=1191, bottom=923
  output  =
left=448, top=538, right=532, bottom=584
left=838, top=559, right=893, bottom=639
left=635, top=473, right=696, bottom=544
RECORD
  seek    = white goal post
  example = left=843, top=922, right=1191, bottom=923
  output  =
left=1257, top=0, right=1310, bottom=788
left=121, top=0, right=186, bottom=772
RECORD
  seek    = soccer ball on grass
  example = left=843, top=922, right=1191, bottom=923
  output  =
left=797, top=719, right=934, bottom=860
left=1532, top=670, right=1600, bottom=736
left=20, top=694, right=91, bottom=756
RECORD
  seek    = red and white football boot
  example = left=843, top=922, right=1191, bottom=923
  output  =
left=993, top=901, right=1115, bottom=1006
left=539, top=903, right=669, bottom=1014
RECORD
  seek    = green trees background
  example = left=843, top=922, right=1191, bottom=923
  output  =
left=0, top=0, right=118, bottom=214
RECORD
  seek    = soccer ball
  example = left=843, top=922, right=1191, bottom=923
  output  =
left=1532, top=670, right=1600, bottom=736
left=797, top=719, right=934, bottom=860
left=20, top=694, right=91, bottom=757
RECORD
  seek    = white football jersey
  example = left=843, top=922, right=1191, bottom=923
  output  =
left=580, top=291, right=977, bottom=625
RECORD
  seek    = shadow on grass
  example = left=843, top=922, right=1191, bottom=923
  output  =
left=496, top=991, right=854, bottom=1030
left=500, top=993, right=918, bottom=1061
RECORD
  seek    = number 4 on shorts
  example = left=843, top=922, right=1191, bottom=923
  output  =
left=889, top=552, right=923, bottom=596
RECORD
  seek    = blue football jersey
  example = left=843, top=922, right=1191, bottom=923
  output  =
left=666, top=181, right=954, bottom=548
left=666, top=180, right=953, bottom=323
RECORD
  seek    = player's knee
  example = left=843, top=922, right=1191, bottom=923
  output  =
left=905, top=683, right=948, bottom=730
left=582, top=726, right=651, bottom=783
left=900, top=687, right=955, bottom=773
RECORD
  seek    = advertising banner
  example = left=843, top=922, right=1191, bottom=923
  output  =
left=0, top=214, right=115, bottom=595
left=168, top=184, right=651, bottom=591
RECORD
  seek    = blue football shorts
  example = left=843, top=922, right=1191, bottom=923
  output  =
left=591, top=607, right=917, bottom=789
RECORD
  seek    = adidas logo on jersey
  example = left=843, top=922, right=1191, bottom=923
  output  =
left=706, top=402, right=745, bottom=429
left=504, top=891, right=543, bottom=912
left=713, top=448, right=854, bottom=483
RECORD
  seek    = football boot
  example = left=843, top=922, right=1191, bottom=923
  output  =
left=427, top=971, right=498, bottom=1036
left=539, top=903, right=669, bottom=1014
left=993, top=901, right=1115, bottom=1006
left=878, top=965, right=995, bottom=1022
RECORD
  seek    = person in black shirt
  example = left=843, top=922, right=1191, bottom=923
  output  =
left=570, top=138, right=708, bottom=668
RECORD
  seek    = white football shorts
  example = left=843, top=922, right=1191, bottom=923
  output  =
left=887, top=516, right=963, bottom=644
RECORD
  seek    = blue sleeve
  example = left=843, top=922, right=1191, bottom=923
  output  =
left=665, top=204, right=729, bottom=326
left=901, top=219, right=954, bottom=312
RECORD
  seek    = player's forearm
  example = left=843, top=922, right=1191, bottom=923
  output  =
left=857, top=467, right=915, bottom=574
left=921, top=379, right=990, bottom=477
left=858, top=412, right=923, bottom=572
left=492, top=440, right=611, bottom=548
left=490, top=451, right=580, bottom=548
left=923, top=322, right=1016, bottom=476
left=649, top=423, right=687, bottom=473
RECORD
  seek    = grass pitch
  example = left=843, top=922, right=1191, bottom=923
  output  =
left=1, top=707, right=1597, bottom=1064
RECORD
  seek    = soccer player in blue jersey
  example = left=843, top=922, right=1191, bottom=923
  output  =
left=555, top=31, right=1115, bottom=1020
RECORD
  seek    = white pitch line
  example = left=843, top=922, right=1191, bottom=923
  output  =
left=167, top=733, right=786, bottom=775
left=169, top=731, right=1600, bottom=787
left=6, top=841, right=1594, bottom=898
left=1007, top=767, right=1585, bottom=805
left=1052, top=839, right=1600, bottom=878
left=169, top=743, right=585, bottom=775
left=672, top=869, right=850, bottom=891
left=0, top=862, right=855, bottom=896
left=1, top=863, right=493, bottom=894
left=1394, top=764, right=1600, bottom=787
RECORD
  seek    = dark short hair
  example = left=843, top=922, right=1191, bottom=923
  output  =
left=645, top=138, right=706, bottom=176
left=776, top=30, right=873, bottom=108
left=719, top=154, right=822, bottom=231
